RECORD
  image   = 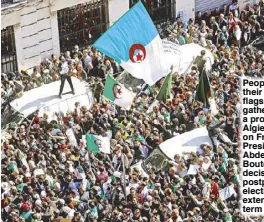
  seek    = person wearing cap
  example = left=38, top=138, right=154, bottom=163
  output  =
left=183, top=211, right=195, bottom=222
left=153, top=183, right=165, bottom=201
left=42, top=68, right=53, bottom=85
left=112, top=186, right=125, bottom=206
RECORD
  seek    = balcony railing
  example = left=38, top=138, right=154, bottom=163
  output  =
left=57, top=0, right=109, bottom=53
left=1, top=0, right=24, bottom=5
left=129, top=0, right=176, bottom=24
left=2, top=0, right=13, bottom=3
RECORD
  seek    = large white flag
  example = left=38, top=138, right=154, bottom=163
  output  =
left=93, top=2, right=170, bottom=86
left=159, top=127, right=213, bottom=160
left=163, top=41, right=214, bottom=75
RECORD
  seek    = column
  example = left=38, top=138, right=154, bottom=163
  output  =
left=50, top=10, right=60, bottom=56
left=13, top=23, right=23, bottom=72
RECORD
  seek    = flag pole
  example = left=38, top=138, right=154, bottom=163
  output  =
left=137, top=83, right=148, bottom=97
left=121, top=153, right=127, bottom=201
left=191, top=67, right=205, bottom=118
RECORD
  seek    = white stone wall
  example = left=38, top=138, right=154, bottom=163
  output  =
left=1, top=0, right=133, bottom=72
left=108, top=0, right=129, bottom=26
left=1, top=0, right=61, bottom=72
left=176, top=0, right=195, bottom=24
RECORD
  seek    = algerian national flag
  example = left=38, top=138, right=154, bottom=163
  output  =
left=195, top=69, right=214, bottom=107
left=103, top=75, right=136, bottom=110
left=86, top=134, right=110, bottom=154
left=156, top=72, right=172, bottom=103
left=93, top=2, right=170, bottom=85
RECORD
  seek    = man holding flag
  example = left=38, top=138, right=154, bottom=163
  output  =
left=193, top=50, right=208, bottom=75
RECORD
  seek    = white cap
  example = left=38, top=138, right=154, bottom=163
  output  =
left=41, top=191, right=47, bottom=197
left=62, top=206, right=71, bottom=213
left=59, top=199, right=65, bottom=205
left=35, top=199, right=42, bottom=206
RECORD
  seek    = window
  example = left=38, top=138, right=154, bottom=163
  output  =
left=1, top=26, right=18, bottom=74
left=130, top=0, right=175, bottom=24
left=57, top=0, right=108, bottom=53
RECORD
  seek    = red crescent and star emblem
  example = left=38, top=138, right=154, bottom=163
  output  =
left=112, top=83, right=122, bottom=99
left=129, top=44, right=146, bottom=63
left=94, top=139, right=102, bottom=148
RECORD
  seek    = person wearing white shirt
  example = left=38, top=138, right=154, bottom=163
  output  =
left=58, top=56, right=75, bottom=98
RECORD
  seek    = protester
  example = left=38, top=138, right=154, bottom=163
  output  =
left=1, top=1, right=264, bottom=222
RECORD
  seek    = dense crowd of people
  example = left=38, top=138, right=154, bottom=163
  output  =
left=1, top=44, right=119, bottom=111
left=1, top=0, right=264, bottom=221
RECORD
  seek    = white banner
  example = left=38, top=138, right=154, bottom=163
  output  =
left=162, top=42, right=214, bottom=75
left=179, top=43, right=214, bottom=74
left=159, top=127, right=212, bottom=160
left=162, top=40, right=182, bottom=72
left=162, top=40, right=182, bottom=56
left=219, top=185, right=236, bottom=200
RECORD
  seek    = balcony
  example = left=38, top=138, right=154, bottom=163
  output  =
left=1, top=0, right=23, bottom=3
left=1, top=0, right=25, bottom=9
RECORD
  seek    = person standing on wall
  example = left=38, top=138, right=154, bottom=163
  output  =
left=58, top=56, right=75, bottom=99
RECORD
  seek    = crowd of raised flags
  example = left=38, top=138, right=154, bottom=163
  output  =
left=92, top=1, right=214, bottom=115
left=84, top=1, right=215, bottom=158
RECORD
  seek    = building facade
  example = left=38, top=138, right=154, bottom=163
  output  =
left=1, top=0, right=129, bottom=73
left=195, top=0, right=260, bottom=13
left=1, top=0, right=260, bottom=74
left=129, top=0, right=176, bottom=24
